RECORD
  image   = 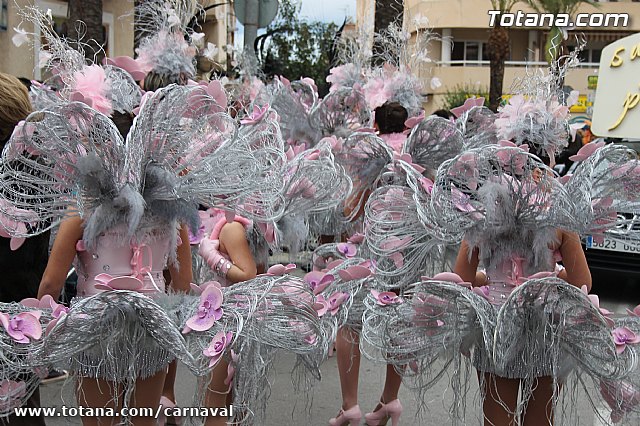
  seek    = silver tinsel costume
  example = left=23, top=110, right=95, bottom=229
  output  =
left=0, top=80, right=326, bottom=424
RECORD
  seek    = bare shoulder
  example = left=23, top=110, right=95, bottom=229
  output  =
left=220, top=221, right=247, bottom=240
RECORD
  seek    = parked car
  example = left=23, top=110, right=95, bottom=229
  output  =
left=581, top=140, right=640, bottom=294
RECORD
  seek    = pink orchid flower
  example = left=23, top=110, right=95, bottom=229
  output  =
left=325, top=259, right=345, bottom=270
left=203, top=331, right=233, bottom=368
left=451, top=186, right=477, bottom=213
left=612, top=327, right=640, bottom=354
left=393, top=152, right=425, bottom=173
left=600, top=380, right=640, bottom=424
left=371, top=290, right=402, bottom=306
left=224, top=350, right=239, bottom=387
left=569, top=141, right=605, bottom=162
left=451, top=97, right=485, bottom=118
left=189, top=280, right=222, bottom=296
left=0, top=311, right=42, bottom=343
left=104, top=56, right=147, bottom=81
left=337, top=265, right=372, bottom=281
left=419, top=177, right=434, bottom=194
left=287, top=177, right=316, bottom=198
left=336, top=243, right=357, bottom=258
left=328, top=292, right=350, bottom=316
left=183, top=286, right=224, bottom=333
left=626, top=304, right=640, bottom=317
left=472, top=286, right=491, bottom=300
left=422, top=272, right=472, bottom=289
left=20, top=295, right=68, bottom=319
left=580, top=285, right=614, bottom=322
left=347, top=233, right=365, bottom=244
left=0, top=380, right=27, bottom=411
left=404, top=111, right=425, bottom=129
left=240, top=104, right=269, bottom=125
left=313, top=294, right=330, bottom=317
left=266, top=263, right=297, bottom=276
left=304, top=271, right=335, bottom=295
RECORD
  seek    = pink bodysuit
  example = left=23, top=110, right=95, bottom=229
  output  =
left=74, top=229, right=171, bottom=297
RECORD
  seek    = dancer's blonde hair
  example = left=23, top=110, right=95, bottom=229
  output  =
left=0, top=73, right=31, bottom=143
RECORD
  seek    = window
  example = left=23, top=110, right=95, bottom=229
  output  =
left=451, top=41, right=490, bottom=65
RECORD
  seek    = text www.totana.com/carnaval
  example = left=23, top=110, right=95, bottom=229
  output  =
left=13, top=405, right=233, bottom=418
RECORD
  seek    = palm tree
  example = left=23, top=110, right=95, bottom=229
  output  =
left=526, top=0, right=598, bottom=64
left=372, top=0, right=404, bottom=65
left=487, top=0, right=519, bottom=112
left=67, top=0, right=105, bottom=62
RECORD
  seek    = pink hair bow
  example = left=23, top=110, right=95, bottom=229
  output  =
left=451, top=97, right=485, bottom=118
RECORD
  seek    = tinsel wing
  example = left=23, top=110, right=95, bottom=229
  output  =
left=403, top=116, right=465, bottom=176
left=308, top=87, right=372, bottom=139
left=0, top=102, right=126, bottom=238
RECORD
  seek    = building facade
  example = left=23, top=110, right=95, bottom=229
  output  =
left=0, top=0, right=234, bottom=80
left=358, top=0, right=640, bottom=115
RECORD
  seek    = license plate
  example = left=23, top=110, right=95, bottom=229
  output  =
left=586, top=236, right=640, bottom=254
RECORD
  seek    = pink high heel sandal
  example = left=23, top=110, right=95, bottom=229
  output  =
left=329, top=405, right=362, bottom=426
left=157, top=396, right=182, bottom=426
left=364, top=399, right=402, bottom=426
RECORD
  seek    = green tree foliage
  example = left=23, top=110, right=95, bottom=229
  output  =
left=258, top=0, right=339, bottom=96
left=441, top=83, right=490, bottom=111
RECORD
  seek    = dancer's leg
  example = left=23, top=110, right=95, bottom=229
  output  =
left=522, top=376, right=557, bottom=426
left=380, top=364, right=402, bottom=404
left=205, top=359, right=231, bottom=426
left=130, top=370, right=168, bottom=426
left=76, top=377, right=120, bottom=426
left=481, top=372, right=519, bottom=426
left=335, top=326, right=361, bottom=410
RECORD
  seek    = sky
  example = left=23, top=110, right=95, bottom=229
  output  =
left=235, top=0, right=356, bottom=47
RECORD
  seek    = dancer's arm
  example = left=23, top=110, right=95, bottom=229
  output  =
left=168, top=224, right=193, bottom=292
left=558, top=230, right=592, bottom=291
left=453, top=240, right=480, bottom=285
left=38, top=215, right=84, bottom=300
left=218, top=221, right=257, bottom=284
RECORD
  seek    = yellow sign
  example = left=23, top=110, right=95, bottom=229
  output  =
left=592, top=33, right=640, bottom=139
left=500, top=94, right=589, bottom=113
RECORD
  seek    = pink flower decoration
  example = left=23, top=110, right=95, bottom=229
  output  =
left=472, top=286, right=491, bottom=300
left=313, top=294, right=330, bottom=317
left=569, top=141, right=605, bottom=162
left=104, top=56, right=147, bottom=81
left=0, top=311, right=42, bottom=343
left=0, top=380, right=27, bottom=411
left=183, top=286, right=224, bottom=333
left=337, top=265, right=372, bottom=281
left=266, top=263, right=297, bottom=276
left=240, top=104, right=269, bottom=125
left=304, top=271, right=335, bottom=295
left=205, top=80, right=228, bottom=110
left=325, top=259, right=344, bottom=270
left=393, top=152, right=425, bottom=173
left=336, top=243, right=357, bottom=258
left=287, top=177, right=316, bottom=198
left=203, top=331, right=233, bottom=368
left=224, top=350, right=239, bottom=387
left=626, top=304, right=640, bottom=317
left=371, top=290, right=402, bottom=306
left=93, top=274, right=152, bottom=292
left=189, top=280, right=222, bottom=295
left=347, top=233, right=365, bottom=244
left=327, top=292, right=350, bottom=316
left=404, top=111, right=425, bottom=129
left=423, top=272, right=472, bottom=288
left=451, top=186, right=477, bottom=213
left=612, top=327, right=640, bottom=354
left=579, top=285, right=614, bottom=323
left=419, top=177, right=434, bottom=194
left=451, top=97, right=485, bottom=118
left=600, top=380, right=640, bottom=424
left=20, top=295, right=68, bottom=319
